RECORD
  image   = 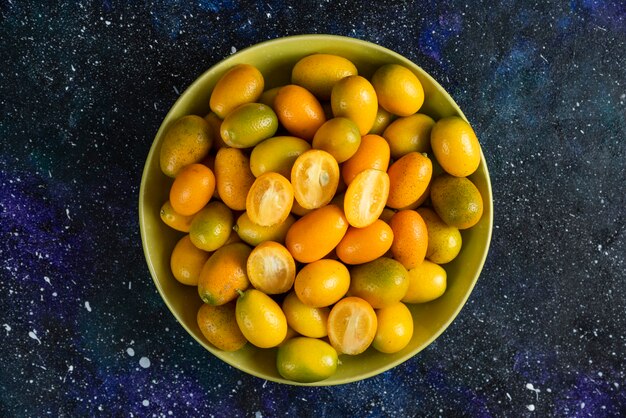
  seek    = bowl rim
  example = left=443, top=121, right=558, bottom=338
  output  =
left=139, top=33, right=493, bottom=386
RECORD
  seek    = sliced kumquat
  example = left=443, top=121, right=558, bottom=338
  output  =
left=291, top=149, right=340, bottom=209
left=246, top=241, right=296, bottom=294
left=246, top=172, right=294, bottom=227
left=343, top=168, right=390, bottom=228
left=327, top=297, right=378, bottom=355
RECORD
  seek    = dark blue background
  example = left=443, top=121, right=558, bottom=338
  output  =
left=1, top=1, right=625, bottom=416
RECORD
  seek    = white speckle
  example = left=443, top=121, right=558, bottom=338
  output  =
left=255, top=412, right=263, bottom=418
left=63, top=365, right=73, bottom=382
left=29, top=330, right=42, bottom=344
left=84, top=301, right=92, bottom=312
left=71, top=64, right=76, bottom=72
left=506, top=392, right=512, bottom=401
left=230, top=46, right=237, bottom=54
left=44, top=276, right=52, bottom=286
left=597, top=244, right=603, bottom=251
left=581, top=402, right=585, bottom=409
left=105, top=20, right=111, bottom=26
left=3, top=324, right=11, bottom=333
left=142, top=400, right=149, bottom=406
left=139, top=357, right=151, bottom=368
left=598, top=371, right=603, bottom=377
left=527, top=404, right=535, bottom=411
left=127, top=348, right=135, bottom=357
left=266, top=12, right=271, bottom=18
left=128, top=281, right=132, bottom=290
left=173, top=86, right=180, bottom=95
left=526, top=383, right=540, bottom=400
left=66, top=208, right=72, bottom=220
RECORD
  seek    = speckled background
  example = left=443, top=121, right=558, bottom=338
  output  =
left=1, top=1, right=625, bottom=417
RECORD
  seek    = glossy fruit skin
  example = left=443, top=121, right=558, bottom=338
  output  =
left=160, top=115, right=213, bottom=178
left=282, top=291, right=330, bottom=338
left=220, top=103, right=278, bottom=148
left=276, top=337, right=338, bottom=383
left=291, top=149, right=340, bottom=210
left=382, top=113, right=435, bottom=159
left=372, top=302, right=414, bottom=354
left=234, top=212, right=295, bottom=246
left=343, top=168, right=390, bottom=228
left=169, top=163, right=215, bottom=216
left=348, top=257, right=409, bottom=309
left=389, top=210, right=429, bottom=270
left=274, top=84, right=326, bottom=141
left=160, top=200, right=195, bottom=232
left=331, top=75, right=378, bottom=135
left=336, top=220, right=394, bottom=265
left=285, top=204, right=348, bottom=263
left=259, top=86, right=282, bottom=108
left=341, top=134, right=391, bottom=185
left=235, top=288, right=288, bottom=348
left=197, top=302, right=247, bottom=352
left=417, top=207, right=462, bottom=264
left=291, top=53, right=358, bottom=100
left=210, top=63, right=265, bottom=119
left=204, top=111, right=227, bottom=150
left=246, top=241, right=296, bottom=294
left=294, top=259, right=351, bottom=308
left=189, top=201, right=234, bottom=252
left=312, top=117, right=361, bottom=163
left=249, top=136, right=311, bottom=178
left=368, top=106, right=395, bottom=135
left=197, top=242, right=251, bottom=306
left=402, top=260, right=447, bottom=304
left=386, top=152, right=432, bottom=209
left=245, top=172, right=294, bottom=227
left=430, top=116, right=481, bottom=177
left=371, top=64, right=424, bottom=117
left=327, top=296, right=378, bottom=355
left=170, top=235, right=210, bottom=286
left=430, top=174, right=484, bottom=230
left=214, top=147, right=256, bottom=211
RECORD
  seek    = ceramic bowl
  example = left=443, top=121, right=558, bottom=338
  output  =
left=139, top=34, right=493, bottom=386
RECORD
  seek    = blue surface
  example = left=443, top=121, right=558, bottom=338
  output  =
left=1, top=1, right=625, bottom=416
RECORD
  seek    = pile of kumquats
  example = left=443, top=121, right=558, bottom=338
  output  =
left=158, top=53, right=484, bottom=383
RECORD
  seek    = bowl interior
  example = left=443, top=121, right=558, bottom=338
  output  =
left=139, top=34, right=493, bottom=386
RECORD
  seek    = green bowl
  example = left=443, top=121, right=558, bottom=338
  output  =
left=139, top=34, right=493, bottom=386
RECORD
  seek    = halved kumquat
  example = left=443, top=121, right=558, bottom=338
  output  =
left=327, top=297, right=378, bottom=355
left=291, top=149, right=340, bottom=210
left=246, top=172, right=294, bottom=227
left=343, top=168, right=390, bottom=228
left=246, top=241, right=296, bottom=294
